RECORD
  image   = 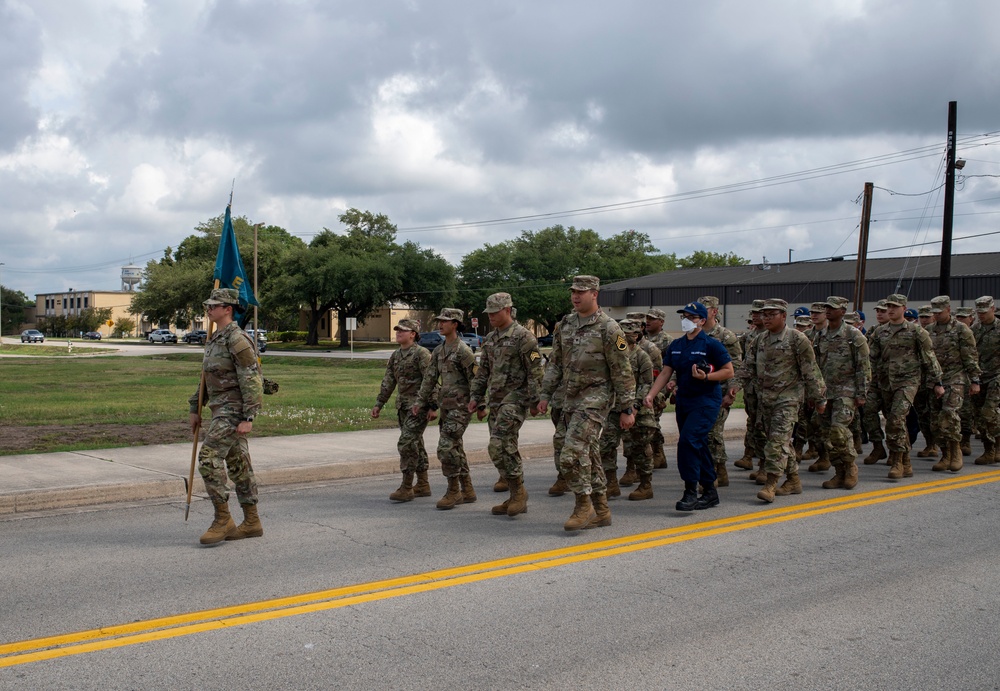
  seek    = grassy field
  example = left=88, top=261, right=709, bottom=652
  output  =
left=0, top=343, right=118, bottom=356
left=0, top=354, right=403, bottom=455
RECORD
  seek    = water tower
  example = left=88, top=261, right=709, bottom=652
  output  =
left=122, top=264, right=142, bottom=292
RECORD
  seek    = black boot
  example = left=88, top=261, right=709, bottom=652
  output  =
left=675, top=482, right=699, bottom=512
left=694, top=485, right=720, bottom=510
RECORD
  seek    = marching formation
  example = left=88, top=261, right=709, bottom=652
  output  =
left=187, top=282, right=999, bottom=542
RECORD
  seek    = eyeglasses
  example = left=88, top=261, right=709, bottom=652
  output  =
left=761, top=310, right=782, bottom=318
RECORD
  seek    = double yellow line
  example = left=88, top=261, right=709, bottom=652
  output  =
left=2, top=472, right=997, bottom=669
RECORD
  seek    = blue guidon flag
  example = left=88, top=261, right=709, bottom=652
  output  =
left=214, top=204, right=259, bottom=313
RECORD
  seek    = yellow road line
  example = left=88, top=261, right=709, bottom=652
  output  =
left=2, top=471, right=997, bottom=668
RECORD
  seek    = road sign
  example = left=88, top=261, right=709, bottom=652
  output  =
left=471, top=318, right=478, bottom=328
left=346, top=317, right=357, bottom=331
left=106, top=320, right=114, bottom=327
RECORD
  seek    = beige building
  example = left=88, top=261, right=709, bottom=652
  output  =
left=300, top=304, right=437, bottom=342
left=35, top=290, right=143, bottom=337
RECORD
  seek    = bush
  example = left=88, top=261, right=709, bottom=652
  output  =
left=278, top=331, right=308, bottom=342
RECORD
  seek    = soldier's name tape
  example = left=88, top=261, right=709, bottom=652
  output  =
left=3, top=471, right=998, bottom=669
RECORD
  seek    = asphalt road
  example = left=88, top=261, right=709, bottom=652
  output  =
left=3, top=440, right=1000, bottom=690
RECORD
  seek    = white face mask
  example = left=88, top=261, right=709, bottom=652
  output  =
left=681, top=318, right=698, bottom=333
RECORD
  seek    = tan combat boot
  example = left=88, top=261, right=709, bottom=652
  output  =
left=931, top=444, right=951, bottom=472
left=793, top=441, right=804, bottom=462
left=606, top=469, right=621, bottom=498
left=200, top=502, right=237, bottom=545
left=774, top=472, right=802, bottom=496
left=226, top=503, right=263, bottom=540
left=716, top=462, right=729, bottom=487
left=808, top=447, right=831, bottom=473
left=734, top=446, right=754, bottom=470
left=960, top=433, right=972, bottom=457
left=888, top=452, right=905, bottom=479
left=843, top=460, right=860, bottom=489
left=853, top=432, right=863, bottom=454
left=564, top=493, right=596, bottom=531
left=755, top=458, right=768, bottom=485
left=917, top=442, right=939, bottom=458
left=390, top=472, right=415, bottom=502
left=459, top=474, right=477, bottom=503
left=628, top=472, right=653, bottom=501
left=802, top=444, right=819, bottom=461
left=619, top=459, right=638, bottom=486
left=974, top=439, right=996, bottom=465
left=548, top=474, right=569, bottom=496
left=902, top=454, right=914, bottom=478
left=757, top=473, right=780, bottom=503
left=822, top=464, right=846, bottom=490
left=506, top=476, right=528, bottom=516
left=586, top=493, right=611, bottom=528
left=413, top=470, right=432, bottom=497
left=864, top=441, right=887, bottom=465
left=948, top=440, right=964, bottom=472
left=436, top=477, right=464, bottom=510
left=493, top=475, right=509, bottom=492
left=652, top=443, right=667, bottom=469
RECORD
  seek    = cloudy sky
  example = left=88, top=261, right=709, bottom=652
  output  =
left=2, top=0, right=999, bottom=297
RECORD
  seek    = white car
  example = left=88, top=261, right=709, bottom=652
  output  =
left=148, top=329, right=177, bottom=344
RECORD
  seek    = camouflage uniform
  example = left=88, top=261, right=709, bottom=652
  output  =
left=416, top=327, right=477, bottom=479
left=377, top=341, right=435, bottom=474
left=912, top=305, right=937, bottom=452
left=740, top=301, right=768, bottom=465
left=971, top=296, right=1000, bottom=462
left=644, top=309, right=671, bottom=469
left=599, top=321, right=655, bottom=483
left=623, top=312, right=663, bottom=476
left=470, top=316, right=543, bottom=481
left=867, top=296, right=943, bottom=461
left=702, top=316, right=742, bottom=471
left=926, top=296, right=981, bottom=464
left=542, top=303, right=635, bottom=497
left=736, top=301, right=825, bottom=480
left=862, top=322, right=886, bottom=444
left=813, top=297, right=871, bottom=484
left=190, top=320, right=264, bottom=506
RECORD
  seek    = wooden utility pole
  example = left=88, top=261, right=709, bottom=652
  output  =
left=853, top=182, right=874, bottom=311
left=940, top=100, right=958, bottom=296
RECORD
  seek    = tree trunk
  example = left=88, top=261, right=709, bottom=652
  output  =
left=306, top=306, right=323, bottom=346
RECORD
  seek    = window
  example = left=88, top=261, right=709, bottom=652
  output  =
left=84, top=296, right=89, bottom=308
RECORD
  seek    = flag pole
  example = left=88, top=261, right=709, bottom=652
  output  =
left=185, top=279, right=220, bottom=521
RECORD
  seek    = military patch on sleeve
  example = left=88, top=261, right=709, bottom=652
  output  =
left=230, top=336, right=257, bottom=368
left=530, top=351, right=540, bottom=361
left=616, top=335, right=627, bottom=351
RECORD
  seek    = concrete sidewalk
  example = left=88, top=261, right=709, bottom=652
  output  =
left=0, top=410, right=748, bottom=515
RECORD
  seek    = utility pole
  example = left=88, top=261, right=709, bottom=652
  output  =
left=940, top=100, right=957, bottom=296
left=853, top=182, right=874, bottom=311
left=0, top=262, right=4, bottom=347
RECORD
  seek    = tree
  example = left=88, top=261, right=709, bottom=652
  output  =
left=270, top=209, right=455, bottom=346
left=1, top=286, right=30, bottom=337
left=130, top=215, right=306, bottom=329
left=114, top=317, right=137, bottom=338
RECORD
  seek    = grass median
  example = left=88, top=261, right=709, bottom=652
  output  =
left=0, top=354, right=403, bottom=455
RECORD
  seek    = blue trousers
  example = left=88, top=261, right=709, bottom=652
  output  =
left=675, top=398, right=722, bottom=486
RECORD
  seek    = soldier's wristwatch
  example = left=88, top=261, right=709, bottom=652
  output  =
left=244, top=416, right=254, bottom=422
left=621, top=407, right=634, bottom=415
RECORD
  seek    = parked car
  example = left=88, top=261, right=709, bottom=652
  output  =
left=417, top=331, right=444, bottom=351
left=245, top=329, right=267, bottom=353
left=82, top=332, right=102, bottom=340
left=183, top=330, right=208, bottom=345
left=20, top=329, right=45, bottom=343
left=460, top=333, right=481, bottom=352
left=536, top=334, right=554, bottom=347
left=148, top=329, right=178, bottom=344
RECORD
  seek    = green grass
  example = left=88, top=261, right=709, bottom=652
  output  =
left=0, top=343, right=118, bottom=356
left=265, top=340, right=394, bottom=352
left=0, top=354, right=407, bottom=455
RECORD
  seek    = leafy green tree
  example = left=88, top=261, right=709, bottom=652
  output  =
left=114, top=316, right=137, bottom=338
left=1, top=286, right=30, bottom=337
left=271, top=209, right=455, bottom=346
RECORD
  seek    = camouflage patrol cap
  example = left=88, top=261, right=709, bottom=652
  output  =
left=918, top=305, right=933, bottom=317
left=203, top=288, right=240, bottom=307
left=570, top=275, right=600, bottom=291
left=955, top=307, right=974, bottom=318
left=750, top=299, right=767, bottom=313
left=810, top=302, right=828, bottom=313
left=844, top=312, right=859, bottom=324
left=484, top=292, right=513, bottom=313
left=393, top=318, right=420, bottom=332
left=875, top=299, right=888, bottom=311
left=930, top=295, right=951, bottom=313
left=626, top=311, right=647, bottom=321
left=884, top=293, right=908, bottom=307
left=822, top=296, right=849, bottom=310
left=697, top=295, right=720, bottom=309
left=762, top=298, right=788, bottom=312
left=434, top=308, right=464, bottom=322
left=646, top=308, right=667, bottom=321
left=975, top=295, right=995, bottom=313
left=618, top=319, right=642, bottom=334
left=794, top=316, right=811, bottom=327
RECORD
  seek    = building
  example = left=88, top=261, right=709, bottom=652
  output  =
left=35, top=290, right=143, bottom=337
left=299, top=304, right=437, bottom=342
left=599, top=251, right=1000, bottom=331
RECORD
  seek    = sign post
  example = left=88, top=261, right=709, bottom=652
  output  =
left=346, top=317, right=357, bottom=359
